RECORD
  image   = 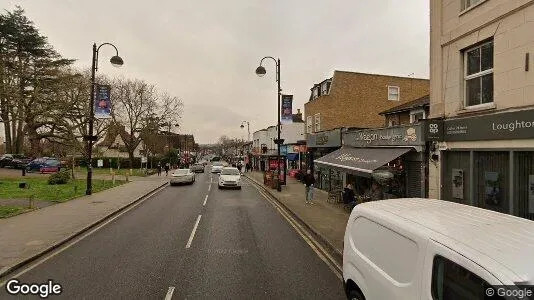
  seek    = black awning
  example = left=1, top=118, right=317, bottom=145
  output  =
left=315, top=147, right=412, bottom=176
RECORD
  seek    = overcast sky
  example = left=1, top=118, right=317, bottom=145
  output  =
left=3, top=0, right=429, bottom=144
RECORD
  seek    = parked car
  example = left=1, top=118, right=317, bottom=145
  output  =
left=190, top=164, right=205, bottom=173
left=26, top=157, right=61, bottom=173
left=218, top=167, right=241, bottom=189
left=211, top=162, right=224, bottom=173
left=170, top=169, right=195, bottom=186
left=343, top=198, right=534, bottom=300
left=0, top=154, right=31, bottom=169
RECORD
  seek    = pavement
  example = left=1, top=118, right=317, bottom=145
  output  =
left=0, top=171, right=344, bottom=299
left=243, top=171, right=350, bottom=259
left=0, top=172, right=170, bottom=278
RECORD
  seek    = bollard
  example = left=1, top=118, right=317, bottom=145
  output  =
left=130, top=169, right=133, bottom=176
left=111, top=172, right=116, bottom=186
left=22, top=168, right=26, bottom=177
left=28, top=194, right=34, bottom=209
left=125, top=173, right=129, bottom=182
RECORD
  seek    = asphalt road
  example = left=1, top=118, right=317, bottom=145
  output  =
left=1, top=170, right=345, bottom=299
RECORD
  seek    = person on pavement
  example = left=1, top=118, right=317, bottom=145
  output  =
left=343, top=183, right=357, bottom=210
left=365, top=182, right=384, bottom=201
left=157, top=163, right=162, bottom=176
left=164, top=163, right=170, bottom=176
left=303, top=169, right=316, bottom=205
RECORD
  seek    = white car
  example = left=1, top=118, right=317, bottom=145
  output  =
left=211, top=162, right=224, bottom=173
left=218, top=167, right=241, bottom=189
left=170, top=169, right=195, bottom=186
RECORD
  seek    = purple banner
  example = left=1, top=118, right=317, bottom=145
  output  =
left=95, top=85, right=112, bottom=119
left=281, top=95, right=293, bottom=124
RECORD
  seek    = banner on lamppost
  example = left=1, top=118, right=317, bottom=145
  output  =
left=95, top=85, right=112, bottom=119
left=281, top=95, right=293, bottom=124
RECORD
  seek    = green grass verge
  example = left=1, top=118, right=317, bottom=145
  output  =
left=0, top=206, right=31, bottom=218
left=74, top=168, right=152, bottom=177
left=0, top=178, right=126, bottom=203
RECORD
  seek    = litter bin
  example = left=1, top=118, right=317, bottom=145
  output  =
left=271, top=177, right=279, bottom=189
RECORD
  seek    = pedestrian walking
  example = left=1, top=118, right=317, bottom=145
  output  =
left=157, top=163, right=162, bottom=176
left=303, top=169, right=316, bottom=204
left=164, top=163, right=170, bottom=176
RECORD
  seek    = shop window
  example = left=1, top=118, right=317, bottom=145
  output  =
left=474, top=152, right=509, bottom=213
left=443, top=151, right=471, bottom=205
left=306, top=116, right=313, bottom=133
left=514, top=152, right=534, bottom=221
left=388, top=86, right=400, bottom=101
left=464, top=40, right=493, bottom=107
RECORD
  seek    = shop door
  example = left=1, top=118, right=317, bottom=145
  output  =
left=474, top=151, right=509, bottom=214
left=514, top=151, right=534, bottom=220
left=405, top=161, right=423, bottom=198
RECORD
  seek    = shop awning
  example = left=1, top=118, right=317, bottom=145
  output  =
left=287, top=153, right=299, bottom=161
left=315, top=146, right=412, bottom=176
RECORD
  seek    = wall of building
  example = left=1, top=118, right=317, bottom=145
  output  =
left=429, top=0, right=534, bottom=200
left=281, top=122, right=305, bottom=145
left=305, top=71, right=429, bottom=132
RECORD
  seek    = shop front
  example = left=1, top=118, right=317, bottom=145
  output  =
left=315, top=124, right=428, bottom=200
left=426, top=108, right=534, bottom=220
left=307, top=129, right=343, bottom=192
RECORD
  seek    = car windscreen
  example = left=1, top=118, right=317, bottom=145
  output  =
left=213, top=162, right=223, bottom=166
left=221, top=169, right=240, bottom=175
left=175, top=170, right=189, bottom=175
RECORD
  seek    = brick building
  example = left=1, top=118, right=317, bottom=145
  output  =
left=428, top=0, right=534, bottom=220
left=304, top=71, right=429, bottom=191
left=379, top=95, right=430, bottom=127
left=304, top=71, right=430, bottom=133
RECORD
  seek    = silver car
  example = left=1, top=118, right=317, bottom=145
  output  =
left=170, top=169, right=195, bottom=186
left=190, top=164, right=205, bottom=173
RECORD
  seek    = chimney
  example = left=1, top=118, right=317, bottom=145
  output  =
left=295, top=109, right=303, bottom=122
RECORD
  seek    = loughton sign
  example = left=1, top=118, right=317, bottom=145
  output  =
left=344, top=124, right=424, bottom=147
left=307, top=128, right=342, bottom=148
left=426, top=108, right=534, bottom=142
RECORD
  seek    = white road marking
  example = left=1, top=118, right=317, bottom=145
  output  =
left=0, top=185, right=167, bottom=287
left=253, top=180, right=343, bottom=281
left=208, top=184, right=211, bottom=191
left=186, top=215, right=202, bottom=248
left=203, top=195, right=208, bottom=206
left=165, top=286, right=175, bottom=300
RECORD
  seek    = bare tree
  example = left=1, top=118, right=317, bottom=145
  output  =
left=111, top=77, right=183, bottom=168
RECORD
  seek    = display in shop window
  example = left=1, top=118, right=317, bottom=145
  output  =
left=452, top=169, right=464, bottom=200
left=484, top=172, right=502, bottom=206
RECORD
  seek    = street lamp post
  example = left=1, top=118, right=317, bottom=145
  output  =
left=240, top=121, right=250, bottom=142
left=85, top=42, right=123, bottom=195
left=255, top=56, right=283, bottom=192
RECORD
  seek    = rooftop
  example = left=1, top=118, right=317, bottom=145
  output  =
left=379, top=94, right=429, bottom=115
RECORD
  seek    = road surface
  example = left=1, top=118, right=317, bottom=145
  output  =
left=1, top=171, right=345, bottom=299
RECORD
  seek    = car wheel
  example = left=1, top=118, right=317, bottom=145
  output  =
left=348, top=290, right=365, bottom=300
left=218, top=185, right=222, bottom=189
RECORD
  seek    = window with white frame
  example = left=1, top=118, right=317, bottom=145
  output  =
left=314, top=113, right=321, bottom=132
left=461, top=0, right=483, bottom=11
left=306, top=116, right=313, bottom=133
left=388, top=86, right=400, bottom=101
left=312, top=88, right=319, bottom=99
left=464, top=40, right=493, bottom=107
left=410, top=109, right=426, bottom=124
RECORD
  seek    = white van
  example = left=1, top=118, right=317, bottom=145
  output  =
left=343, top=198, right=534, bottom=300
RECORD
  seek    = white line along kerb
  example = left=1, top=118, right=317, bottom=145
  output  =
left=165, top=286, right=175, bottom=300
left=186, top=215, right=202, bottom=248
left=203, top=195, right=208, bottom=206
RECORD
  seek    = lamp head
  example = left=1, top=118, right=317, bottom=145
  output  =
left=240, top=124, right=244, bottom=129
left=110, top=55, right=124, bottom=67
left=255, top=66, right=266, bottom=77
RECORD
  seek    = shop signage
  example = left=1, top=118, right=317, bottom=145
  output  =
left=280, top=145, right=288, bottom=155
left=344, top=124, right=424, bottom=147
left=424, top=119, right=444, bottom=141
left=292, top=145, right=307, bottom=152
left=307, top=129, right=342, bottom=148
left=426, top=108, right=534, bottom=142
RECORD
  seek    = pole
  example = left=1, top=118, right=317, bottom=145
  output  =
left=277, top=58, right=281, bottom=192
left=86, top=43, right=97, bottom=195
left=247, top=122, right=250, bottom=142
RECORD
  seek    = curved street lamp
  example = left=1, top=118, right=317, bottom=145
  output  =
left=85, top=42, right=124, bottom=195
left=255, top=56, right=283, bottom=192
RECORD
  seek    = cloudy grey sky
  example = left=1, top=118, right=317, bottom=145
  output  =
left=4, top=0, right=429, bottom=144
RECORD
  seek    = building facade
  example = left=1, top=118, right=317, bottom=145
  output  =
left=429, top=0, right=534, bottom=220
left=304, top=71, right=430, bottom=133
